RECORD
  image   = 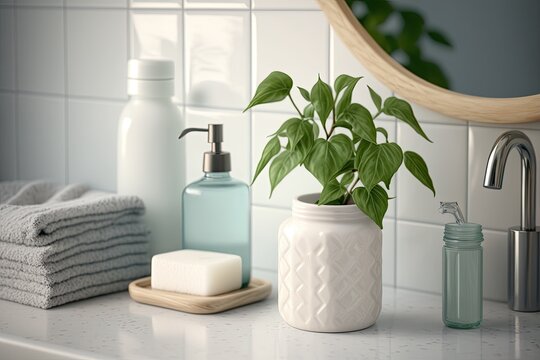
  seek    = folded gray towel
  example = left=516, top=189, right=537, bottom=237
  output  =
left=0, top=262, right=149, bottom=298
left=0, top=265, right=149, bottom=309
left=0, top=222, right=149, bottom=265
left=1, top=242, right=149, bottom=276
left=0, top=181, right=145, bottom=246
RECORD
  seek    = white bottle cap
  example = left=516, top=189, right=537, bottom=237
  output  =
left=127, top=59, right=175, bottom=96
left=128, top=59, right=174, bottom=80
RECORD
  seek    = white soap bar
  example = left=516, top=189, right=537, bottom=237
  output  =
left=151, top=249, right=242, bottom=296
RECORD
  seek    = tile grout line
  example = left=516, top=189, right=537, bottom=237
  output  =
left=247, top=1, right=253, bottom=187
left=181, top=3, right=187, bottom=190
left=12, top=4, right=19, bottom=180
left=63, top=0, right=69, bottom=185
left=466, top=121, right=470, bottom=221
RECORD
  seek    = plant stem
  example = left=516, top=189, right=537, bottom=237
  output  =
left=373, top=109, right=382, bottom=119
left=326, top=100, right=337, bottom=139
left=288, top=94, right=303, bottom=118
left=342, top=175, right=361, bottom=205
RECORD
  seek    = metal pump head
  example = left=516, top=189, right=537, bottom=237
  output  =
left=178, top=124, right=231, bottom=173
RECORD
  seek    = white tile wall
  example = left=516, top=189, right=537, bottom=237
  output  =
left=68, top=99, right=122, bottom=191
left=331, top=30, right=392, bottom=117
left=252, top=10, right=329, bottom=113
left=0, top=7, right=15, bottom=90
left=0, top=93, right=16, bottom=180
left=16, top=7, right=65, bottom=94
left=397, top=122, right=468, bottom=225
left=184, top=11, right=249, bottom=110
left=17, top=94, right=65, bottom=183
left=66, top=8, right=127, bottom=99
left=0, top=0, right=536, bottom=302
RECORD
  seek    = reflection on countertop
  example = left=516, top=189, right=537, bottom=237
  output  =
left=0, top=269, right=539, bottom=360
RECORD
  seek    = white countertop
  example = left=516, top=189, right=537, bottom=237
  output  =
left=0, top=270, right=539, bottom=360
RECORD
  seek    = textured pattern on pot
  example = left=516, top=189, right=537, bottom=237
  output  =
left=278, top=193, right=382, bottom=332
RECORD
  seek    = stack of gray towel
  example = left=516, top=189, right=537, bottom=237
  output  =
left=0, top=181, right=150, bottom=309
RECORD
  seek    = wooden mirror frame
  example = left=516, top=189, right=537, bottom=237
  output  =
left=318, top=0, right=540, bottom=123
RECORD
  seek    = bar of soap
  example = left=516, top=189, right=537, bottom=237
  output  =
left=151, top=249, right=242, bottom=296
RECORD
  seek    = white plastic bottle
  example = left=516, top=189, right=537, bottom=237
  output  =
left=117, top=59, right=184, bottom=255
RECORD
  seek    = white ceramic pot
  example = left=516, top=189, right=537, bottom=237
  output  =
left=278, top=193, right=382, bottom=333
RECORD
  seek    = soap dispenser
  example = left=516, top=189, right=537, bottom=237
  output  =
left=179, top=124, right=251, bottom=286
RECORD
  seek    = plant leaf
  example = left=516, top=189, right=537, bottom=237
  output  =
left=244, top=71, right=293, bottom=111
left=310, top=76, right=334, bottom=128
left=269, top=117, right=301, bottom=138
left=338, top=103, right=376, bottom=143
left=334, top=74, right=361, bottom=96
left=376, top=127, right=389, bottom=142
left=354, top=140, right=371, bottom=169
left=382, top=97, right=432, bottom=142
left=404, top=151, right=436, bottom=196
left=269, top=149, right=303, bottom=196
left=285, top=119, right=307, bottom=150
left=252, top=136, right=280, bottom=184
left=358, top=142, right=403, bottom=190
left=303, top=104, right=314, bottom=119
left=335, top=77, right=361, bottom=117
left=340, top=171, right=355, bottom=188
left=319, top=179, right=347, bottom=205
left=305, top=134, right=353, bottom=185
left=298, top=86, right=311, bottom=102
left=427, top=29, right=452, bottom=47
left=309, top=120, right=319, bottom=138
left=352, top=185, right=389, bottom=229
left=367, top=86, right=382, bottom=111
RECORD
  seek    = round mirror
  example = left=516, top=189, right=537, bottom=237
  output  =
left=347, top=0, right=540, bottom=98
left=319, top=0, right=540, bottom=123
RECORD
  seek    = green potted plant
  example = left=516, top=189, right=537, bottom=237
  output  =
left=245, top=71, right=435, bottom=332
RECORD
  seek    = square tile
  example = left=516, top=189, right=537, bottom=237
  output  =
left=130, top=0, right=181, bottom=8
left=0, top=7, right=15, bottom=90
left=130, top=10, right=183, bottom=102
left=66, top=0, right=128, bottom=7
left=252, top=11, right=329, bottom=112
left=16, top=7, right=64, bottom=94
left=68, top=99, right=123, bottom=192
left=331, top=29, right=392, bottom=117
left=252, top=206, right=290, bottom=271
left=382, top=218, right=396, bottom=286
left=252, top=0, right=319, bottom=10
left=468, top=126, right=540, bottom=231
left=185, top=11, right=250, bottom=109
left=67, top=9, right=127, bottom=99
left=483, top=229, right=507, bottom=302
left=251, top=111, right=322, bottom=208
left=396, top=221, right=443, bottom=293
left=184, top=107, right=250, bottom=184
left=185, top=0, right=249, bottom=9
left=17, top=94, right=65, bottom=183
left=0, top=93, right=16, bottom=180
left=397, top=122, right=468, bottom=225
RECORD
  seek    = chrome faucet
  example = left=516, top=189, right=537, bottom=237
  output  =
left=484, top=130, right=539, bottom=312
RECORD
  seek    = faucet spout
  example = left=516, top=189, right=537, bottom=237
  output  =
left=483, top=131, right=536, bottom=231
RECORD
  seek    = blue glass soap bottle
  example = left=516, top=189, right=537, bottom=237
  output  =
left=178, top=124, right=251, bottom=287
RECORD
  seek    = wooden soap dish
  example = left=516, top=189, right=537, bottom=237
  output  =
left=128, top=277, right=272, bottom=314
